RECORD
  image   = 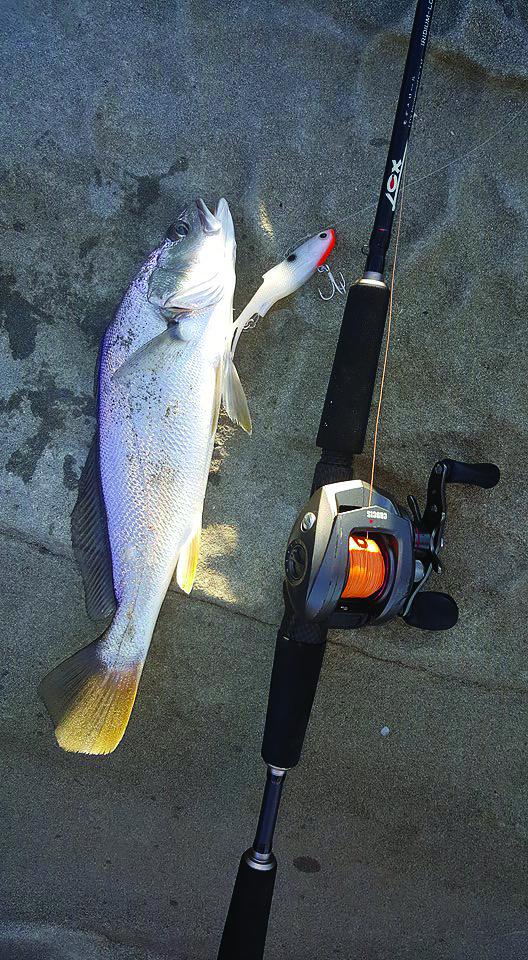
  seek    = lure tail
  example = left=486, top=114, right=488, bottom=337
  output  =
left=230, top=290, right=269, bottom=356
left=38, top=635, right=143, bottom=755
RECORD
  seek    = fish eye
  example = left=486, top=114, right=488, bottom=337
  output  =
left=166, top=220, right=190, bottom=241
left=287, top=253, right=297, bottom=262
left=320, top=232, right=327, bottom=239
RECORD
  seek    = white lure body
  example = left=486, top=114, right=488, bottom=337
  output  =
left=231, top=229, right=336, bottom=353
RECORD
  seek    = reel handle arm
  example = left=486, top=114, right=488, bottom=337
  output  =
left=404, top=458, right=500, bottom=630
left=421, top=459, right=500, bottom=543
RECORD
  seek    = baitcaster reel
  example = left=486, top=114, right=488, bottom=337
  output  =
left=284, top=459, right=500, bottom=631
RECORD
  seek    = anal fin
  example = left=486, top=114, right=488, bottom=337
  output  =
left=175, top=515, right=202, bottom=594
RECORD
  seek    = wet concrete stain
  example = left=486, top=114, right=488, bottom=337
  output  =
left=135, top=175, right=160, bottom=215
left=63, top=454, right=80, bottom=491
left=1, top=372, right=94, bottom=483
left=124, top=174, right=160, bottom=217
left=0, top=272, right=54, bottom=360
left=89, top=157, right=189, bottom=223
left=496, top=0, right=516, bottom=19
left=293, top=856, right=321, bottom=873
left=125, top=160, right=189, bottom=216
left=79, top=235, right=100, bottom=259
left=168, top=157, right=189, bottom=174
left=79, top=298, right=115, bottom=343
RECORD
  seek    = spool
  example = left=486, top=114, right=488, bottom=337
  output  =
left=341, top=535, right=385, bottom=599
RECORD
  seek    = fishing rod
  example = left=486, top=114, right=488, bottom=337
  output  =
left=217, top=1, right=499, bottom=957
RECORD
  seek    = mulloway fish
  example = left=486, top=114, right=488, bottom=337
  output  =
left=39, top=198, right=250, bottom=755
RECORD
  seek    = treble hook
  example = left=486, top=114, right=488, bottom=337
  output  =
left=317, top=264, right=347, bottom=301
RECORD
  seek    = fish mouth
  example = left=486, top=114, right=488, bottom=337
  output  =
left=196, top=198, right=221, bottom=234
left=213, top=197, right=235, bottom=249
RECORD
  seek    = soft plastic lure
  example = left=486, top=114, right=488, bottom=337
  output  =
left=231, top=229, right=336, bottom=355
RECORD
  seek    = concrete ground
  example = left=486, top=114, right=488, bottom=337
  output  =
left=1, top=1, right=527, bottom=958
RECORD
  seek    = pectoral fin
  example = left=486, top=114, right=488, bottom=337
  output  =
left=176, top=515, right=202, bottom=594
left=222, top=352, right=252, bottom=434
left=112, top=325, right=187, bottom=384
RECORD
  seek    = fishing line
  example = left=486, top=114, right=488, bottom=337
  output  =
left=368, top=159, right=407, bottom=508
left=340, top=101, right=527, bottom=232
left=409, top=99, right=527, bottom=188
left=363, top=101, right=526, bottom=503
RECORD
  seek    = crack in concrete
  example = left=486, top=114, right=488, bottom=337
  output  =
left=0, top=524, right=72, bottom=562
left=0, top=523, right=275, bottom=631
left=328, top=636, right=528, bottom=696
left=2, top=523, right=526, bottom=696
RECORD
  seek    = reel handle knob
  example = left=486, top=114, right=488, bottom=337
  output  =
left=444, top=459, right=500, bottom=489
left=403, top=591, right=459, bottom=631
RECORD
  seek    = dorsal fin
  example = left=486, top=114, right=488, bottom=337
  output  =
left=71, top=434, right=117, bottom=621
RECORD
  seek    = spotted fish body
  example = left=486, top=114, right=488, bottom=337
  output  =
left=39, top=198, right=248, bottom=754
left=98, top=238, right=232, bottom=667
left=39, top=201, right=337, bottom=755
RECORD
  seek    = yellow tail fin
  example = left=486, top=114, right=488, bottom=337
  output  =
left=38, top=637, right=142, bottom=755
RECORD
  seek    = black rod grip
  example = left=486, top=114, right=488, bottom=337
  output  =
left=312, top=450, right=354, bottom=491
left=261, top=608, right=327, bottom=770
left=217, top=851, right=277, bottom=960
left=316, top=279, right=390, bottom=455
left=444, top=459, right=500, bottom=489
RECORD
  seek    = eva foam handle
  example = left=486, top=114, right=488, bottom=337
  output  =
left=316, top=279, right=390, bottom=455
left=217, top=851, right=277, bottom=960
left=261, top=609, right=327, bottom=770
left=445, top=459, right=500, bottom=489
